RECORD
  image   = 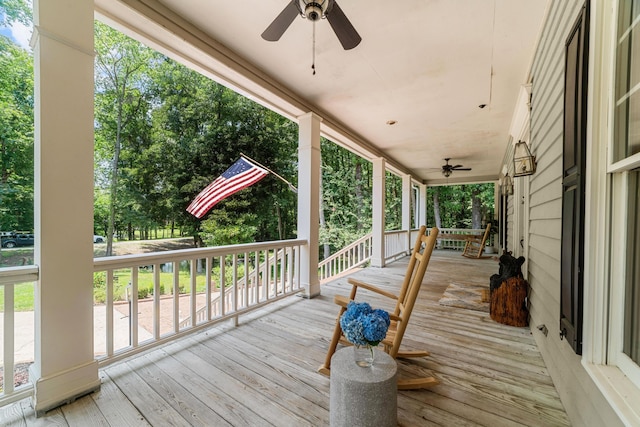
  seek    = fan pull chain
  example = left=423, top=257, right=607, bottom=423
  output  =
left=311, top=21, right=316, bottom=75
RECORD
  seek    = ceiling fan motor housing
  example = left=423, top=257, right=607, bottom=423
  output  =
left=300, top=0, right=329, bottom=21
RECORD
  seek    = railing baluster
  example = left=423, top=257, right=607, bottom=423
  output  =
left=173, top=262, right=179, bottom=333
left=190, top=260, right=197, bottom=329
left=244, top=251, right=249, bottom=307
left=153, top=263, right=160, bottom=340
left=3, top=284, right=15, bottom=395
left=254, top=251, right=260, bottom=303
left=219, top=256, right=226, bottom=316
left=232, top=253, right=238, bottom=312
left=279, top=249, right=285, bottom=295
left=106, top=269, right=114, bottom=357
left=265, top=249, right=270, bottom=300
left=206, top=257, right=212, bottom=322
left=130, top=268, right=139, bottom=348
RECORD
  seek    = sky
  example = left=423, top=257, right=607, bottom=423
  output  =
left=0, top=8, right=32, bottom=50
left=4, top=21, right=32, bottom=49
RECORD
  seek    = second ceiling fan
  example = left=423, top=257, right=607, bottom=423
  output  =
left=261, top=0, right=362, bottom=50
left=441, top=158, right=472, bottom=178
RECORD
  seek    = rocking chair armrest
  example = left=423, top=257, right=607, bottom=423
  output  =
left=334, top=294, right=350, bottom=307
left=347, top=278, right=399, bottom=300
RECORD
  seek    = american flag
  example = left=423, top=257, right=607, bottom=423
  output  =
left=186, top=157, right=269, bottom=218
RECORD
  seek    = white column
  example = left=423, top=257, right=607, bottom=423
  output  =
left=371, top=158, right=386, bottom=268
left=32, top=0, right=99, bottom=414
left=297, top=112, right=322, bottom=298
left=401, top=174, right=412, bottom=231
left=401, top=174, right=412, bottom=253
left=418, top=183, right=427, bottom=227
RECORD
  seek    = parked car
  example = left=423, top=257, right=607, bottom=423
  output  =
left=93, top=235, right=105, bottom=243
left=1, top=233, right=35, bottom=248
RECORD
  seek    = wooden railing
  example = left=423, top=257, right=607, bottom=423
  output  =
left=93, top=239, right=305, bottom=366
left=318, top=234, right=373, bottom=283
left=384, top=229, right=413, bottom=262
left=0, top=265, right=38, bottom=407
left=435, top=227, right=488, bottom=250
left=178, top=248, right=286, bottom=328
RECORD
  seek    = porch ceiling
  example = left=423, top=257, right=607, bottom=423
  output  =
left=98, top=0, right=548, bottom=184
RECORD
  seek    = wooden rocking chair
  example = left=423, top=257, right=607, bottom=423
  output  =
left=318, top=225, right=440, bottom=389
left=461, top=223, right=491, bottom=259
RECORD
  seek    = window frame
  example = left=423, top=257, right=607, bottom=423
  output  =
left=607, top=1, right=640, bottom=387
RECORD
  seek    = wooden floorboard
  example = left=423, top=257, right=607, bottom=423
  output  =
left=0, top=250, right=571, bottom=426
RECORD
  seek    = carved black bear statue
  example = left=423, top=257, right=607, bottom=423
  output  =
left=490, top=252, right=525, bottom=292
left=489, top=252, right=529, bottom=327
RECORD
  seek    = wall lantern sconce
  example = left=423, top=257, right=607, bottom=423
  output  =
left=513, top=140, right=536, bottom=177
left=502, top=174, right=514, bottom=196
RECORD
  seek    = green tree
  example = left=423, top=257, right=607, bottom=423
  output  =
left=0, top=35, right=33, bottom=231
left=0, top=0, right=31, bottom=27
left=95, top=22, right=154, bottom=254
left=428, top=183, right=494, bottom=229
left=144, top=56, right=298, bottom=246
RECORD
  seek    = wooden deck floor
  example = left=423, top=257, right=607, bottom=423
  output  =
left=0, top=250, right=570, bottom=426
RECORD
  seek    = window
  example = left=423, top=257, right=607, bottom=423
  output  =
left=624, top=170, right=640, bottom=363
left=614, top=1, right=640, bottom=161
left=611, top=0, right=640, bottom=385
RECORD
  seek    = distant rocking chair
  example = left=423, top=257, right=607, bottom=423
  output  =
left=318, top=225, right=440, bottom=390
left=461, top=223, right=492, bottom=259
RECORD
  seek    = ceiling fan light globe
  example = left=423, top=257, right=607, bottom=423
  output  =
left=301, top=1, right=328, bottom=21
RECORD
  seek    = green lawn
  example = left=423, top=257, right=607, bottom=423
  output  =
left=0, top=283, right=35, bottom=312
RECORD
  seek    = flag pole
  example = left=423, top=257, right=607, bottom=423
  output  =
left=240, top=153, right=298, bottom=193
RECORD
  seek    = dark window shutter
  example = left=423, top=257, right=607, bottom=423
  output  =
left=560, top=4, right=589, bottom=355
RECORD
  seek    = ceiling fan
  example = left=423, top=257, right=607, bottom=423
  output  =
left=261, top=0, right=362, bottom=50
left=441, top=158, right=472, bottom=178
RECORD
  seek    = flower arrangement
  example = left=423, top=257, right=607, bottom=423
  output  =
left=339, top=301, right=390, bottom=347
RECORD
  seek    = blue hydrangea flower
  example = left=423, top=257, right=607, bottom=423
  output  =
left=362, top=313, right=388, bottom=344
left=339, top=301, right=389, bottom=347
left=372, top=308, right=390, bottom=327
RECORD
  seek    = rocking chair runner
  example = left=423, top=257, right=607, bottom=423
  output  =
left=318, top=225, right=440, bottom=390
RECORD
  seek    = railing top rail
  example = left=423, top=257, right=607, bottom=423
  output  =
left=438, top=227, right=486, bottom=233
left=93, top=238, right=306, bottom=271
left=0, top=265, right=39, bottom=286
left=384, top=228, right=419, bottom=236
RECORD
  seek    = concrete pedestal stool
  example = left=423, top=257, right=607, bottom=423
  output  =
left=329, top=347, right=397, bottom=427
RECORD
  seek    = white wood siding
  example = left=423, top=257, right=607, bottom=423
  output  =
left=524, top=1, right=622, bottom=426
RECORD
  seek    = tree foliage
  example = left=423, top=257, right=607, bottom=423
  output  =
left=94, top=25, right=299, bottom=248
left=427, top=184, right=495, bottom=229
left=0, top=0, right=31, bottom=27
left=0, top=34, right=33, bottom=231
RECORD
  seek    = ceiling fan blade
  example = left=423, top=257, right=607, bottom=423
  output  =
left=261, top=1, right=300, bottom=42
left=326, top=1, right=362, bottom=50
left=454, top=168, right=472, bottom=171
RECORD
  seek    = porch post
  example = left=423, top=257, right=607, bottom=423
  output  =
left=297, top=112, right=322, bottom=298
left=418, top=183, right=427, bottom=227
left=401, top=174, right=412, bottom=252
left=31, top=0, right=99, bottom=414
left=371, top=158, right=386, bottom=267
